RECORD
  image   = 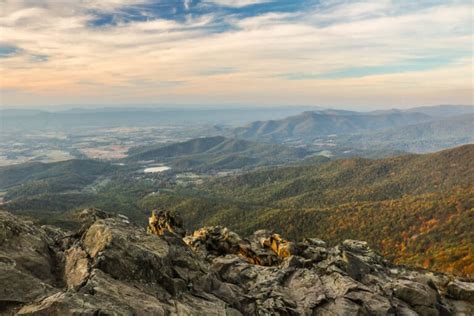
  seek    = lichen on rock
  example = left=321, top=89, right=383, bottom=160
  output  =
left=147, top=209, right=186, bottom=237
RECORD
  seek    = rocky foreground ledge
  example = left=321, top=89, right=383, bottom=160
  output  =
left=0, top=209, right=473, bottom=315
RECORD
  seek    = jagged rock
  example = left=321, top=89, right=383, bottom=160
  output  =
left=447, top=279, right=474, bottom=302
left=280, top=255, right=306, bottom=269
left=0, top=209, right=473, bottom=315
left=344, top=291, right=395, bottom=315
left=260, top=233, right=298, bottom=258
left=0, top=211, right=61, bottom=313
left=77, top=207, right=110, bottom=234
left=0, top=211, right=58, bottom=285
left=285, top=268, right=326, bottom=313
left=64, top=246, right=89, bottom=289
left=342, top=240, right=370, bottom=253
left=184, top=226, right=280, bottom=266
left=83, top=216, right=174, bottom=284
left=147, top=209, right=186, bottom=237
left=0, top=268, right=57, bottom=307
left=391, top=279, right=440, bottom=315
left=184, top=226, right=242, bottom=255
left=17, top=292, right=104, bottom=315
left=316, top=297, right=365, bottom=315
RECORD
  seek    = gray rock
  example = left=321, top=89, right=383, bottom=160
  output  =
left=0, top=210, right=473, bottom=315
left=392, top=279, right=438, bottom=305
left=316, top=297, right=365, bottom=315
left=447, top=280, right=474, bottom=302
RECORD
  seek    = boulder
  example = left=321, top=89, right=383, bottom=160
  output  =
left=0, top=211, right=61, bottom=313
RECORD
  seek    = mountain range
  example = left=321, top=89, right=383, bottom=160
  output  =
left=230, top=105, right=473, bottom=154
left=232, top=110, right=433, bottom=142
left=0, top=107, right=317, bottom=131
left=342, top=114, right=474, bottom=153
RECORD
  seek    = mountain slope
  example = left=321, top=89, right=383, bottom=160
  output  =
left=126, top=136, right=312, bottom=171
left=0, top=159, right=115, bottom=190
left=202, top=144, right=473, bottom=207
left=142, top=145, right=474, bottom=276
left=233, top=110, right=432, bottom=142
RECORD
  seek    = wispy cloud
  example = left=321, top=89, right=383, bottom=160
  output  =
left=209, top=0, right=272, bottom=8
left=198, top=67, right=236, bottom=76
left=0, top=43, right=22, bottom=58
left=0, top=0, right=472, bottom=108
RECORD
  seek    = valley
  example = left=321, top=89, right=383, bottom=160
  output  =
left=2, top=2, right=472, bottom=313
left=0, top=105, right=472, bottom=277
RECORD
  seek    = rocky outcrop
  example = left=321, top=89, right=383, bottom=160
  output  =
left=0, top=209, right=473, bottom=315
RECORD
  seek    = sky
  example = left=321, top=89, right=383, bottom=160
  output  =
left=0, top=0, right=472, bottom=109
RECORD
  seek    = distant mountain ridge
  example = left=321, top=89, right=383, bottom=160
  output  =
left=343, top=114, right=474, bottom=153
left=0, top=107, right=319, bottom=130
left=231, top=105, right=473, bottom=153
left=233, top=110, right=433, bottom=141
left=403, top=104, right=473, bottom=117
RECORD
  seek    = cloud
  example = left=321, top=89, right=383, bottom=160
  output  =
left=208, top=0, right=272, bottom=8
left=198, top=67, right=236, bottom=76
left=29, top=54, right=49, bottom=62
left=0, top=43, right=22, bottom=58
left=184, top=0, right=192, bottom=10
left=0, top=0, right=472, bottom=108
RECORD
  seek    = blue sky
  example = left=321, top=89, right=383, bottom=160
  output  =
left=0, top=0, right=472, bottom=109
left=87, top=0, right=310, bottom=25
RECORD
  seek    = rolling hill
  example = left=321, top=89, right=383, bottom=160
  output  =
left=0, top=160, right=117, bottom=201
left=0, top=159, right=116, bottom=190
left=342, top=114, right=474, bottom=153
left=126, top=136, right=313, bottom=171
left=141, top=145, right=474, bottom=276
